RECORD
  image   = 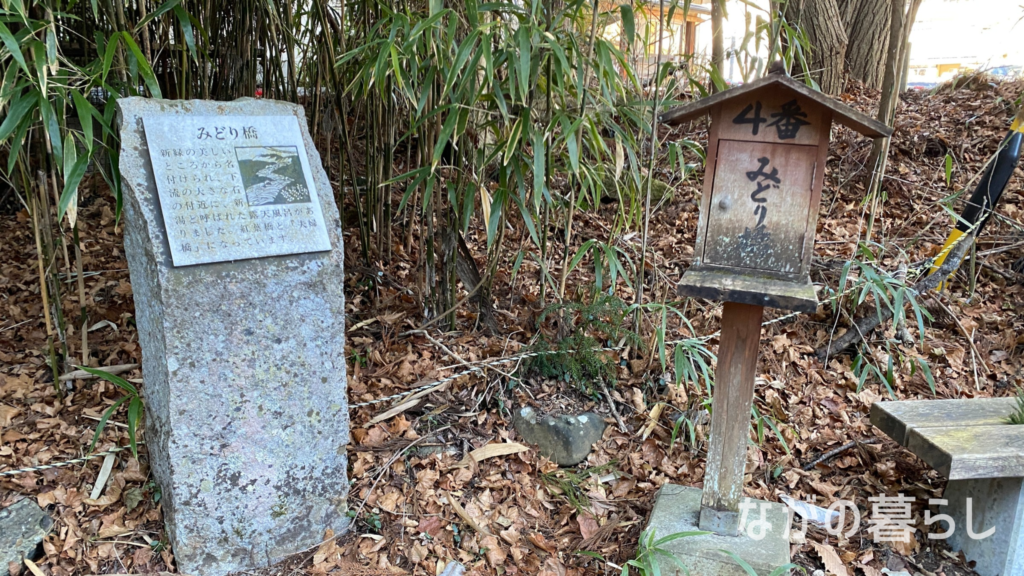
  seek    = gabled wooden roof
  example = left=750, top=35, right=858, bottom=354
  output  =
left=660, top=73, right=893, bottom=138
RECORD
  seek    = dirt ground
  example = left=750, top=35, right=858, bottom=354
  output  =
left=2, top=77, right=1023, bottom=576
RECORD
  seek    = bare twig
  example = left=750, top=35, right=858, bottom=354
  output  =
left=802, top=439, right=882, bottom=471
left=351, top=435, right=430, bottom=521
left=600, top=380, right=628, bottom=433
left=928, top=296, right=991, bottom=381
left=410, top=329, right=515, bottom=381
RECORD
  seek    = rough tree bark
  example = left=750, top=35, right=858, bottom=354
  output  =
left=863, top=0, right=906, bottom=243
left=839, top=0, right=891, bottom=90
left=784, top=0, right=849, bottom=95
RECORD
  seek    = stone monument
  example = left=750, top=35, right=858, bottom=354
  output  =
left=117, top=98, right=350, bottom=576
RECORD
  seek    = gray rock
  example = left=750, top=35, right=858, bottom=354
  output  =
left=0, top=499, right=52, bottom=576
left=513, top=407, right=606, bottom=466
left=117, top=97, right=350, bottom=576
left=439, top=560, right=466, bottom=576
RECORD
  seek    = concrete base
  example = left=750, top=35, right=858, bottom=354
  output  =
left=941, top=478, right=1024, bottom=576
left=647, top=485, right=791, bottom=576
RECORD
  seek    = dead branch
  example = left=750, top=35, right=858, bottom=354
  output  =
left=600, top=380, right=628, bottom=433
left=802, top=438, right=882, bottom=471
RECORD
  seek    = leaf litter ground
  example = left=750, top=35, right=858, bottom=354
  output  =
left=2, top=78, right=1023, bottom=576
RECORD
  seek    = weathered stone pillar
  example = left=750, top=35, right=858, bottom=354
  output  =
left=117, top=98, right=350, bottom=576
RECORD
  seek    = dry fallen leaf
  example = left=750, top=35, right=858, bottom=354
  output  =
left=527, top=532, right=557, bottom=554
left=446, top=492, right=493, bottom=536
left=577, top=514, right=600, bottom=540
left=453, top=442, right=529, bottom=468
left=365, top=397, right=421, bottom=427
left=811, top=541, right=849, bottom=576
left=0, top=404, right=20, bottom=427
left=858, top=565, right=883, bottom=576
left=889, top=531, right=918, bottom=556
left=22, top=559, right=45, bottom=576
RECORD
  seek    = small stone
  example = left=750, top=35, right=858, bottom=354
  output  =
left=0, top=499, right=53, bottom=576
left=439, top=560, right=466, bottom=576
left=513, top=406, right=606, bottom=466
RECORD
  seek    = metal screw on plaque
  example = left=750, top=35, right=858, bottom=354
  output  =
left=663, top=69, right=892, bottom=538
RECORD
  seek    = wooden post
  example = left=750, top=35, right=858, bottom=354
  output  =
left=699, top=301, right=764, bottom=535
left=660, top=72, right=891, bottom=541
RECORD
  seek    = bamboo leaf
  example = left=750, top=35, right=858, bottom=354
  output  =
left=71, top=90, right=96, bottom=151
left=120, top=32, right=162, bottom=98
left=569, top=239, right=596, bottom=272
left=88, top=396, right=131, bottom=454
left=441, top=31, right=480, bottom=103
left=517, top=26, right=530, bottom=104
left=389, top=42, right=405, bottom=91
left=45, top=26, right=57, bottom=72
left=432, top=110, right=460, bottom=167
left=38, top=94, right=63, bottom=166
left=136, top=0, right=182, bottom=31
left=0, top=63, right=20, bottom=109
left=6, top=110, right=33, bottom=175
left=0, top=21, right=29, bottom=73
left=77, top=365, right=139, bottom=396
left=511, top=192, right=540, bottom=246
left=0, top=89, right=37, bottom=143
left=408, top=9, right=447, bottom=41
left=32, top=39, right=48, bottom=94
left=59, top=153, right=89, bottom=226
left=127, top=396, right=143, bottom=458
left=503, top=115, right=524, bottom=166
left=619, top=4, right=635, bottom=47
left=532, top=129, right=545, bottom=209
left=173, top=5, right=197, bottom=61
left=566, top=124, right=580, bottom=174
left=101, top=32, right=119, bottom=85
left=614, top=134, right=624, bottom=179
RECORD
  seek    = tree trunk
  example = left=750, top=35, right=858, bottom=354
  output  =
left=839, top=0, right=891, bottom=89
left=863, top=0, right=906, bottom=243
left=785, top=0, right=848, bottom=95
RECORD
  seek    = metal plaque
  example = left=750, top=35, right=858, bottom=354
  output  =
left=143, top=114, right=332, bottom=266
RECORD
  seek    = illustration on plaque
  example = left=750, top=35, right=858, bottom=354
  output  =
left=235, top=146, right=312, bottom=206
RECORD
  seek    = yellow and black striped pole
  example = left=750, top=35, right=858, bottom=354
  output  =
left=930, top=105, right=1024, bottom=277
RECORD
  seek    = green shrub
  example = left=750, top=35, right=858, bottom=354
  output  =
left=524, top=294, right=640, bottom=392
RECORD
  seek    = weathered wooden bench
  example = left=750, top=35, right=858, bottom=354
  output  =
left=871, top=398, right=1024, bottom=576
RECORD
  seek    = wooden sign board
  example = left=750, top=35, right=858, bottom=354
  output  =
left=664, top=74, right=891, bottom=312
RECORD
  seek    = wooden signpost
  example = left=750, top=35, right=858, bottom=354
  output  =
left=656, top=71, right=891, bottom=564
left=670, top=72, right=891, bottom=536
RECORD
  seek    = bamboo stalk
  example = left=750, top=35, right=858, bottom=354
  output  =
left=31, top=191, right=54, bottom=337
left=635, top=0, right=668, bottom=330
left=557, top=0, right=601, bottom=300
left=74, top=224, right=89, bottom=365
